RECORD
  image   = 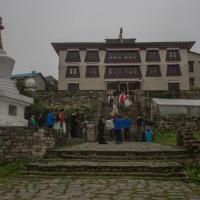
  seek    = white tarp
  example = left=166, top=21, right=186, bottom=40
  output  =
left=152, top=98, right=200, bottom=117
left=152, top=98, right=200, bottom=107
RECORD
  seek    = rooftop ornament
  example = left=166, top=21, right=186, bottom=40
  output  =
left=0, top=17, right=4, bottom=50
left=119, top=27, right=123, bottom=42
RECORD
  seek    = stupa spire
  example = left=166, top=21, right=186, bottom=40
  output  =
left=0, top=17, right=4, bottom=50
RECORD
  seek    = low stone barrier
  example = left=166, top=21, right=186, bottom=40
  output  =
left=86, top=123, right=97, bottom=142
left=0, top=127, right=68, bottom=163
left=176, top=123, right=200, bottom=161
left=158, top=116, right=200, bottom=132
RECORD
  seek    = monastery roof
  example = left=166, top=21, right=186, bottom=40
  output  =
left=52, top=40, right=195, bottom=55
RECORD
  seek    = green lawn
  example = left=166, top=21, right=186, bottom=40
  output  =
left=194, top=130, right=200, bottom=141
left=0, top=161, right=25, bottom=181
left=153, top=128, right=200, bottom=146
left=153, top=128, right=177, bottom=146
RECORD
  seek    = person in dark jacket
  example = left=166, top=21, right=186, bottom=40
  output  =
left=114, top=114, right=123, bottom=144
left=46, top=111, right=55, bottom=128
left=36, top=114, right=43, bottom=128
left=123, top=116, right=132, bottom=141
left=97, top=115, right=107, bottom=144
left=137, top=115, right=145, bottom=141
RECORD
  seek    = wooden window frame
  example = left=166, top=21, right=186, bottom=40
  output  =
left=85, top=51, right=100, bottom=62
left=68, top=83, right=79, bottom=91
left=146, top=50, right=161, bottom=62
left=104, top=65, right=142, bottom=78
left=166, top=50, right=181, bottom=61
left=168, top=82, right=180, bottom=91
left=85, top=66, right=99, bottom=77
left=188, top=61, right=194, bottom=73
left=8, top=105, right=17, bottom=116
left=146, top=65, right=161, bottom=77
left=189, top=78, right=195, bottom=88
left=166, top=64, right=182, bottom=76
left=65, top=51, right=81, bottom=62
left=104, top=51, right=141, bottom=63
left=66, top=66, right=80, bottom=78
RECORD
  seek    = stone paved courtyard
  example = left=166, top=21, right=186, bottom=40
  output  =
left=0, top=176, right=200, bottom=200
left=2, top=143, right=198, bottom=199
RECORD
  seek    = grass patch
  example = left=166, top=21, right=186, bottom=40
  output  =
left=0, top=161, right=26, bottom=181
left=185, top=165, right=200, bottom=184
left=153, top=128, right=177, bottom=146
left=194, top=131, right=200, bottom=141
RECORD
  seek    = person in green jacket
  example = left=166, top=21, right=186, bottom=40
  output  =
left=30, top=114, right=37, bottom=127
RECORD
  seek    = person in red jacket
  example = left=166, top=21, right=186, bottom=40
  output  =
left=118, top=92, right=126, bottom=110
left=58, top=109, right=65, bottom=129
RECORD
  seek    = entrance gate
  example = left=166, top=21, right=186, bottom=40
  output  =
left=106, top=81, right=141, bottom=94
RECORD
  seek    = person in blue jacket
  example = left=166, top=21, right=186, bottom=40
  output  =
left=114, top=114, right=123, bottom=144
left=123, top=116, right=132, bottom=141
left=46, top=111, right=55, bottom=128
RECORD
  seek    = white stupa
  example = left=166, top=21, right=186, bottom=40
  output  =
left=0, top=17, right=33, bottom=126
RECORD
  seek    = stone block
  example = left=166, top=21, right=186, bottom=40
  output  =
left=87, top=123, right=97, bottom=142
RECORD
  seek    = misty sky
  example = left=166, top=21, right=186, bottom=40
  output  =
left=0, top=0, right=200, bottom=79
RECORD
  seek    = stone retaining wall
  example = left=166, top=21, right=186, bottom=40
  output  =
left=158, top=117, right=200, bottom=131
left=0, top=127, right=67, bottom=163
left=31, top=90, right=105, bottom=104
left=176, top=123, right=200, bottom=160
left=28, top=90, right=104, bottom=122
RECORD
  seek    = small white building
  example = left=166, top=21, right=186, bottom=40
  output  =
left=152, top=98, right=200, bottom=118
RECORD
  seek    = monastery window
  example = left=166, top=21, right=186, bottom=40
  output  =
left=86, top=66, right=99, bottom=77
left=132, top=68, right=137, bottom=75
left=188, top=61, right=194, bottom=73
left=108, top=54, right=112, bottom=59
left=104, top=65, right=141, bottom=78
left=85, top=51, right=100, bottom=62
left=166, top=50, right=181, bottom=61
left=132, top=53, right=137, bottom=60
left=146, top=65, right=161, bottom=77
left=66, top=66, right=80, bottom=78
left=129, top=82, right=140, bottom=90
left=168, top=82, right=180, bottom=91
left=8, top=105, right=17, bottom=116
left=105, top=51, right=141, bottom=63
left=189, top=78, right=195, bottom=88
left=166, top=64, right=181, bottom=76
left=68, top=83, right=79, bottom=92
left=146, top=50, right=161, bottom=62
left=113, top=53, right=117, bottom=59
left=106, top=82, right=118, bottom=90
left=65, top=51, right=81, bottom=62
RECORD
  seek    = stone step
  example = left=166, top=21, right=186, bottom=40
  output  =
left=189, top=140, right=200, bottom=144
left=46, top=149, right=189, bottom=157
left=25, top=161, right=183, bottom=174
left=21, top=171, right=186, bottom=179
left=44, top=154, right=190, bottom=161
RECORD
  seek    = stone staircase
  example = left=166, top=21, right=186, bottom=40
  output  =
left=101, top=96, right=141, bottom=141
left=23, top=143, right=191, bottom=178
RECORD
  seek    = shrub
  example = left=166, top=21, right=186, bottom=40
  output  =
left=185, top=165, right=200, bottom=184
